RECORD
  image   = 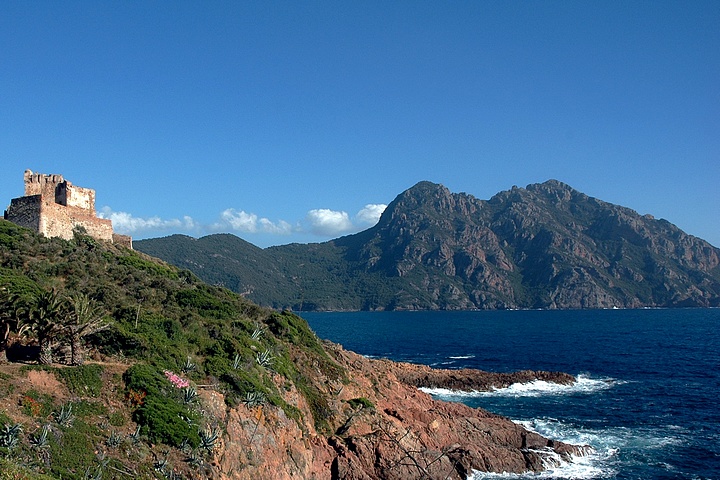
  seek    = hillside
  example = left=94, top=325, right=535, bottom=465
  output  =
left=0, top=219, right=584, bottom=479
left=136, top=180, right=720, bottom=310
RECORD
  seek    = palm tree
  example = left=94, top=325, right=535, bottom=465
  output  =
left=64, top=293, right=110, bottom=366
left=0, top=289, right=31, bottom=363
left=27, top=289, right=66, bottom=365
left=1, top=288, right=13, bottom=363
left=1, top=288, right=19, bottom=362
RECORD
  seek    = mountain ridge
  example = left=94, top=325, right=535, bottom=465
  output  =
left=135, top=180, right=720, bottom=310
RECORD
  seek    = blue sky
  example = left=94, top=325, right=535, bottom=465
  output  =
left=2, top=1, right=718, bottom=248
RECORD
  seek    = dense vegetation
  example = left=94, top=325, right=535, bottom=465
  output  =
left=0, top=219, right=345, bottom=478
left=136, top=180, right=720, bottom=311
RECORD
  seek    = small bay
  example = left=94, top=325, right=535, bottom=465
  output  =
left=302, top=309, right=720, bottom=479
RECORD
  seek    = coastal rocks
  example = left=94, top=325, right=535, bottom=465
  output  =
left=387, top=360, right=576, bottom=391
left=316, top=345, right=585, bottom=479
left=204, top=342, right=586, bottom=479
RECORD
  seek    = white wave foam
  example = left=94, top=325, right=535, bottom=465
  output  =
left=467, top=420, right=618, bottom=479
left=498, top=417, right=687, bottom=479
left=419, top=374, right=614, bottom=399
left=467, top=449, right=616, bottom=479
left=519, top=417, right=684, bottom=453
left=448, top=354, right=476, bottom=359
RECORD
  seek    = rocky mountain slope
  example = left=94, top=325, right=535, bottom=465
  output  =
left=136, top=180, right=720, bottom=310
left=0, top=219, right=584, bottom=478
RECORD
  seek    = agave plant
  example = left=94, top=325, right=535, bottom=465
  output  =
left=198, top=426, right=220, bottom=453
left=231, top=352, right=242, bottom=370
left=186, top=449, right=204, bottom=468
left=105, top=430, right=123, bottom=448
left=250, top=323, right=265, bottom=341
left=154, top=456, right=169, bottom=473
left=181, top=356, right=196, bottom=374
left=83, top=466, right=103, bottom=480
left=182, top=386, right=199, bottom=404
left=29, top=424, right=51, bottom=449
left=178, top=437, right=192, bottom=454
left=243, top=390, right=267, bottom=409
left=54, top=403, right=74, bottom=427
left=0, top=422, right=23, bottom=448
left=128, top=424, right=142, bottom=445
left=255, top=349, right=274, bottom=369
left=163, top=470, right=184, bottom=480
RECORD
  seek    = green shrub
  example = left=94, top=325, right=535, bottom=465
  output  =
left=221, top=370, right=269, bottom=403
left=124, top=364, right=199, bottom=448
left=117, top=252, right=179, bottom=279
left=70, top=399, right=108, bottom=418
left=294, top=375, right=332, bottom=434
left=266, top=312, right=344, bottom=381
left=47, top=418, right=100, bottom=478
left=0, top=267, right=42, bottom=298
left=108, top=410, right=125, bottom=427
left=56, top=364, right=104, bottom=397
left=174, top=287, right=237, bottom=319
left=133, top=395, right=199, bottom=448
left=123, top=364, right=167, bottom=397
left=0, top=457, right=56, bottom=480
left=348, top=397, right=375, bottom=410
left=0, top=411, right=11, bottom=427
left=21, top=389, right=55, bottom=418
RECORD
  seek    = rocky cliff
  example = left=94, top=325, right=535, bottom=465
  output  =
left=205, top=343, right=586, bottom=479
left=0, top=344, right=586, bottom=480
left=136, top=180, right=720, bottom=310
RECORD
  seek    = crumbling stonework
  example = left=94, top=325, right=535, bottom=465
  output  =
left=4, top=170, right=132, bottom=248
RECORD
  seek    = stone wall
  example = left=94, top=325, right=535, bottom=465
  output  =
left=57, top=182, right=96, bottom=211
left=113, top=233, right=133, bottom=249
left=3, top=195, right=42, bottom=232
left=23, top=170, right=64, bottom=197
left=4, top=169, right=131, bottom=247
left=38, top=201, right=114, bottom=241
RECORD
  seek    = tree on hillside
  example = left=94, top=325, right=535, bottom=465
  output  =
left=64, top=293, right=110, bottom=365
left=0, top=288, right=30, bottom=363
left=26, top=289, right=66, bottom=365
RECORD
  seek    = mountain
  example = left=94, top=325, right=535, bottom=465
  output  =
left=135, top=180, right=720, bottom=310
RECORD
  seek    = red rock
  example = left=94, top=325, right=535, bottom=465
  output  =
left=205, top=342, right=587, bottom=479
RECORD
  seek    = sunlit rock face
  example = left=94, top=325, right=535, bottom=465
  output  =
left=210, top=343, right=586, bottom=479
left=136, top=180, right=720, bottom=310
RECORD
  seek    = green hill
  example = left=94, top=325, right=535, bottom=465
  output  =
left=0, top=219, right=344, bottom=478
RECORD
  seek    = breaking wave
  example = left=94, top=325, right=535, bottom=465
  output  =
left=467, top=416, right=688, bottom=479
left=467, top=451, right=613, bottom=480
left=419, top=374, right=615, bottom=399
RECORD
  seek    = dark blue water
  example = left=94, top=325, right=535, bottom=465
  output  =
left=302, top=309, right=720, bottom=479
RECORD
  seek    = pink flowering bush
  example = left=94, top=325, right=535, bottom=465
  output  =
left=164, top=370, right=190, bottom=389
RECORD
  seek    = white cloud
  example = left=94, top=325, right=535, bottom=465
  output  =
left=355, top=204, right=387, bottom=225
left=215, top=209, right=293, bottom=235
left=100, top=201, right=385, bottom=241
left=99, top=207, right=197, bottom=234
left=305, top=209, right=354, bottom=236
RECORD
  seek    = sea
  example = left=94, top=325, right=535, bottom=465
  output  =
left=301, top=309, right=720, bottom=480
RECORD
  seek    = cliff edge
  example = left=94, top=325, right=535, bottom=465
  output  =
left=208, top=343, right=586, bottom=479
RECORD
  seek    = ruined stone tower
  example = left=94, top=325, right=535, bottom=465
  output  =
left=4, top=170, right=132, bottom=248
